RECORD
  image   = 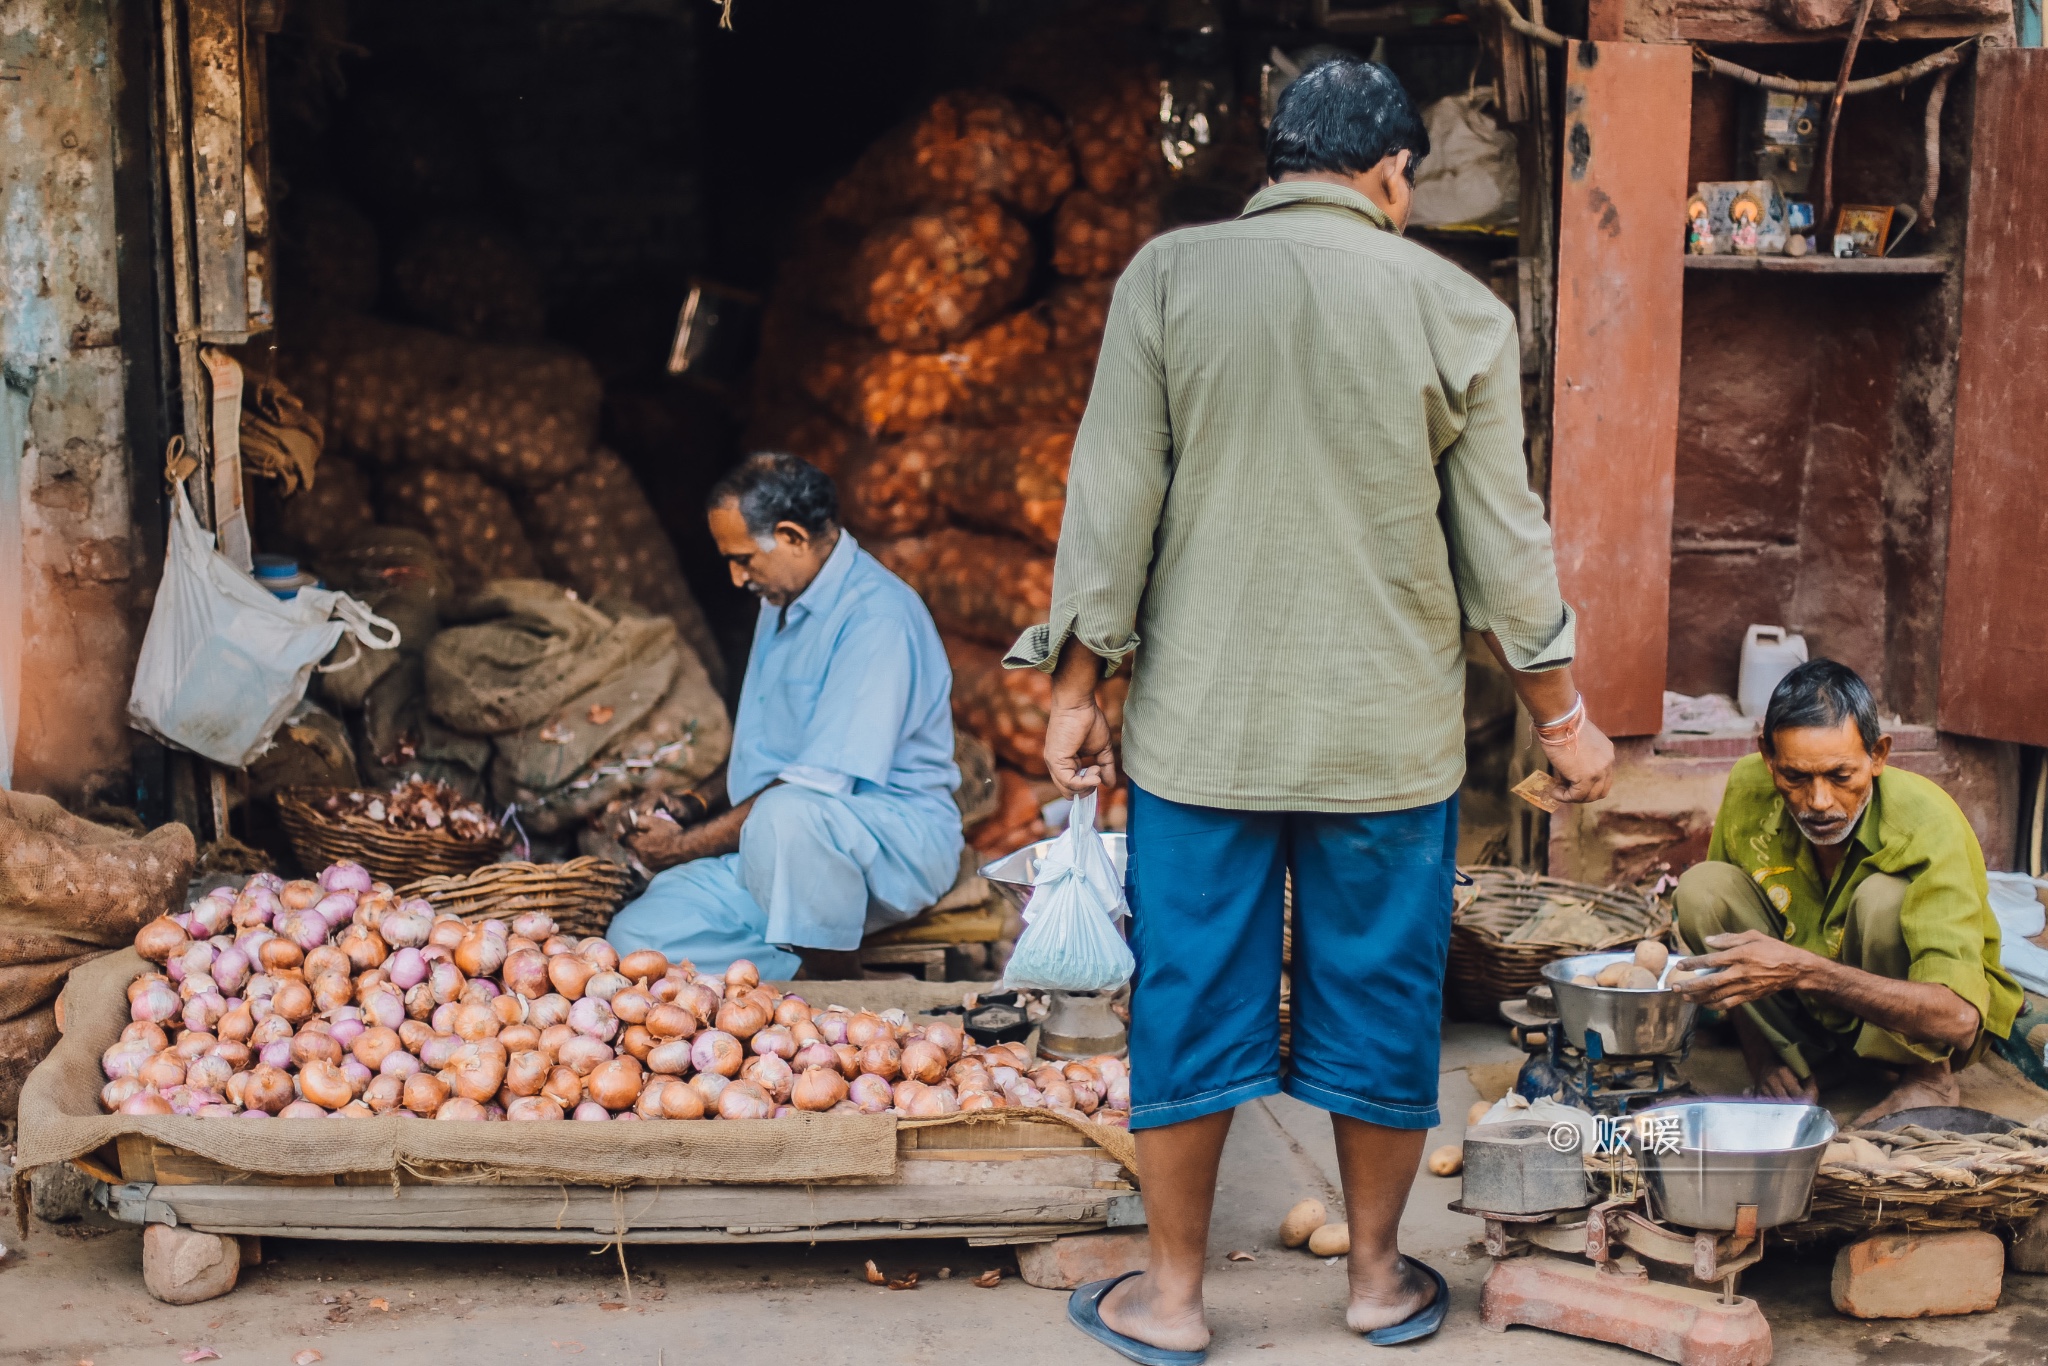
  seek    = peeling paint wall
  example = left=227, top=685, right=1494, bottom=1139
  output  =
left=2, top=0, right=141, bottom=802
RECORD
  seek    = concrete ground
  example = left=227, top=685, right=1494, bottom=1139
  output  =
left=5, top=1024, right=2046, bottom=1366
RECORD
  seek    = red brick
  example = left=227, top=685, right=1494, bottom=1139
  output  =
left=1014, top=1229, right=1149, bottom=1290
left=1831, top=1231, right=2003, bottom=1319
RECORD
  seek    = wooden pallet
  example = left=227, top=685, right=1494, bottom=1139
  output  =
left=103, top=1117, right=1140, bottom=1248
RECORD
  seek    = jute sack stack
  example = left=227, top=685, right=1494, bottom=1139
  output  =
left=521, top=449, right=723, bottom=688
left=934, top=423, right=1073, bottom=549
left=1067, top=71, right=1164, bottom=196
left=312, top=527, right=453, bottom=712
left=392, top=217, right=548, bottom=344
left=1052, top=189, right=1163, bottom=279
left=15, top=950, right=1137, bottom=1185
left=380, top=466, right=543, bottom=595
left=841, top=427, right=962, bottom=541
left=272, top=453, right=375, bottom=560
left=949, top=347, right=1095, bottom=429
left=825, top=91, right=1075, bottom=224
left=944, top=635, right=1127, bottom=775
left=0, top=794, right=194, bottom=1117
left=837, top=200, right=1034, bottom=351
left=874, top=530, right=1054, bottom=647
left=1045, top=278, right=1115, bottom=352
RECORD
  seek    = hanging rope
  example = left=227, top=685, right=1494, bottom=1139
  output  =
left=1917, top=64, right=1957, bottom=230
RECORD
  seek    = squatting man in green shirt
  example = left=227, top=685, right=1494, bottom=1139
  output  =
left=1674, top=658, right=2022, bottom=1125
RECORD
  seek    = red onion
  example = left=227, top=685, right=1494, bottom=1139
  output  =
left=646, top=1040, right=692, bottom=1075
left=403, top=1072, right=450, bottom=1114
left=568, top=997, right=618, bottom=1042
left=361, top=989, right=406, bottom=1032
left=101, top=1076, right=146, bottom=1110
left=558, top=1036, right=614, bottom=1076
left=574, top=938, right=620, bottom=972
left=435, top=1097, right=488, bottom=1121
left=257, top=1038, right=292, bottom=1070
left=321, top=860, right=373, bottom=894
left=543, top=1066, right=582, bottom=1109
left=210, top=945, right=251, bottom=995
left=101, top=1038, right=152, bottom=1079
left=120, top=1090, right=173, bottom=1116
left=848, top=1074, right=893, bottom=1113
left=508, top=1096, right=565, bottom=1121
left=717, top=1079, right=773, bottom=1120
left=312, top=891, right=358, bottom=930
left=379, top=1049, right=422, bottom=1078
left=792, top=1041, right=838, bottom=1074
left=501, top=948, right=550, bottom=999
left=572, top=1101, right=610, bottom=1120
left=233, top=885, right=281, bottom=928
left=179, top=941, right=217, bottom=981
left=245, top=1064, right=296, bottom=1114
left=529, top=993, right=572, bottom=1029
left=750, top=1025, right=796, bottom=1060
left=742, top=1054, right=794, bottom=1103
left=135, top=916, right=190, bottom=964
left=131, top=980, right=180, bottom=1023
left=328, top=1016, right=367, bottom=1050
left=691, top=1030, right=744, bottom=1077
left=816, top=1011, right=850, bottom=1046
left=419, top=1033, right=464, bottom=1070
left=512, top=911, right=557, bottom=942
left=276, top=911, right=328, bottom=953
left=191, top=891, right=235, bottom=935
left=619, top=949, right=668, bottom=983
left=688, top=1072, right=730, bottom=1108
left=429, top=961, right=466, bottom=1005
left=179, top=992, right=228, bottom=1036
left=792, top=1066, right=848, bottom=1112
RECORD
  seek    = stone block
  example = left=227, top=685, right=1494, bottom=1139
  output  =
left=2010, top=1210, right=2048, bottom=1275
left=1015, top=1230, right=1149, bottom=1290
left=29, top=1163, right=94, bottom=1223
left=1831, top=1231, right=2003, bottom=1319
left=142, top=1224, right=241, bottom=1305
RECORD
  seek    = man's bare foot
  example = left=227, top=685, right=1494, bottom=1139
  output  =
left=1345, top=1252, right=1437, bottom=1335
left=1100, top=1272, right=1211, bottom=1354
left=1746, top=1061, right=1819, bottom=1102
left=1852, top=1061, right=1959, bottom=1126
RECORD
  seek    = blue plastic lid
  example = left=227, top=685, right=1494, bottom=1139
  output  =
left=252, top=554, right=300, bottom=581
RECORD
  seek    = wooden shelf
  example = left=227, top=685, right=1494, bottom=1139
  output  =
left=1683, top=254, right=1949, bottom=276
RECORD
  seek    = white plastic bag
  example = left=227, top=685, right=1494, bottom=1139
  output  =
left=128, top=475, right=398, bottom=768
left=1000, top=788, right=1134, bottom=992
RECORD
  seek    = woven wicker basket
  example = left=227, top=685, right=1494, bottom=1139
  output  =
left=399, top=857, right=637, bottom=941
left=1786, top=1123, right=2048, bottom=1241
left=277, top=787, right=505, bottom=886
left=1445, top=867, right=1670, bottom=1020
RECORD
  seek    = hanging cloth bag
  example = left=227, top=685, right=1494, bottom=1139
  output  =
left=128, top=464, right=398, bottom=768
left=1000, top=787, right=1134, bottom=992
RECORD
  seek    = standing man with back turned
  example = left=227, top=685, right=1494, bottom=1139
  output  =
left=1010, top=60, right=1615, bottom=1360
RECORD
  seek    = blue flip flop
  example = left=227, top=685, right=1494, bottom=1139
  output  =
left=1364, top=1256, right=1450, bottom=1347
left=1067, top=1271, right=1208, bottom=1366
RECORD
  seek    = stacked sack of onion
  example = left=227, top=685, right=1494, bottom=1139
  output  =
left=104, top=862, right=1131, bottom=1125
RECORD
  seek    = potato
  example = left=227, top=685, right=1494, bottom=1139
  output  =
left=1634, top=940, right=1670, bottom=975
left=1278, top=1198, right=1328, bottom=1248
left=1594, top=961, right=1633, bottom=987
left=1427, top=1144, right=1464, bottom=1177
left=1307, top=1222, right=1351, bottom=1257
left=1572, top=974, right=1599, bottom=988
left=1467, top=1099, right=1493, bottom=1127
left=1621, top=965, right=1660, bottom=990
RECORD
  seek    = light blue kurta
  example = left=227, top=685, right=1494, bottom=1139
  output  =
left=607, top=533, right=962, bottom=977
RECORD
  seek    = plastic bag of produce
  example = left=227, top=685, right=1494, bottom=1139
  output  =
left=128, top=474, right=399, bottom=768
left=1000, top=787, right=1132, bottom=992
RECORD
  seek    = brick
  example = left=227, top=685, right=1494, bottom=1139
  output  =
left=142, top=1224, right=241, bottom=1305
left=2010, top=1209, right=2048, bottom=1276
left=1830, top=1231, right=2003, bottom=1319
left=1014, top=1230, right=1149, bottom=1290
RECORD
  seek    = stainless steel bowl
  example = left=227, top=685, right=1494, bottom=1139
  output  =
left=1540, top=950, right=1700, bottom=1058
left=979, top=833, right=1128, bottom=913
left=1639, top=1100, right=1837, bottom=1231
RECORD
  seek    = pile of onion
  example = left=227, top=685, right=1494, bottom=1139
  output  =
left=102, top=861, right=1134, bottom=1126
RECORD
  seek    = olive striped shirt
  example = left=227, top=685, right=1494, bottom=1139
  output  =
left=1006, top=180, right=1575, bottom=812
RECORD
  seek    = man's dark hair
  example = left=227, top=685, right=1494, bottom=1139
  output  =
left=1761, top=659, right=1882, bottom=754
left=708, top=451, right=838, bottom=540
left=1266, top=58, right=1429, bottom=184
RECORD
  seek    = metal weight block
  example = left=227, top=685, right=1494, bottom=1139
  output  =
left=1461, top=1120, right=1593, bottom=1216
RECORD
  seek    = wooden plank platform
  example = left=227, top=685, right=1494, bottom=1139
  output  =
left=1683, top=254, right=1950, bottom=276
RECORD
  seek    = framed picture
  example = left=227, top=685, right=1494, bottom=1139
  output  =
left=1833, top=204, right=1895, bottom=259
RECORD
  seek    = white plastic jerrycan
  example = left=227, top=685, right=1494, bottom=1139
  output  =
left=1738, top=625, right=1809, bottom=717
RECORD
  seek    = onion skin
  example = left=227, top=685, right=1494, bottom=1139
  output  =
left=502, top=949, right=550, bottom=999
left=398, top=1019, right=436, bottom=1054
left=453, top=1002, right=501, bottom=1041
left=505, top=1050, right=550, bottom=1097
left=102, top=1038, right=153, bottom=1080
left=924, top=1022, right=965, bottom=1062
left=290, top=1031, right=344, bottom=1069
left=271, top=979, right=314, bottom=1024
left=187, top=1054, right=234, bottom=1092
left=131, top=980, right=181, bottom=1024
left=645, top=1004, right=696, bottom=1042
left=714, top=997, right=770, bottom=1041
left=245, top=1064, right=296, bottom=1114
left=351, top=1026, right=402, bottom=1071
left=724, top=958, right=761, bottom=993
left=857, top=1040, right=902, bottom=1081
left=619, top=949, right=668, bottom=984
left=512, top=911, right=557, bottom=942
left=815, top=1011, right=850, bottom=1045
left=906, top=1083, right=960, bottom=1118
left=102, top=1076, right=146, bottom=1111
left=691, top=1030, right=744, bottom=1078
left=403, top=1072, right=451, bottom=1114
left=831, top=1043, right=862, bottom=1079
left=528, top=993, right=572, bottom=1029
left=675, top=981, right=722, bottom=1024
left=455, top=928, right=507, bottom=978
left=568, top=996, right=619, bottom=1042
left=899, top=1040, right=946, bottom=1085
left=959, top=1091, right=1001, bottom=1112
left=792, top=1066, right=849, bottom=1112
left=537, top=1023, right=577, bottom=1064
left=435, top=1097, right=488, bottom=1121
left=322, top=860, right=373, bottom=894
left=365, top=1074, right=405, bottom=1114
left=610, top=986, right=653, bottom=1025
left=548, top=954, right=596, bottom=1000
left=717, top=1078, right=773, bottom=1120
left=558, top=1035, right=614, bottom=1077
left=742, top=1054, right=794, bottom=1104
left=379, top=1050, right=422, bottom=1079
left=847, top=1074, right=893, bottom=1114
left=428, top=918, right=465, bottom=951
left=135, top=916, right=191, bottom=963
left=337, top=924, right=388, bottom=972
left=508, top=1096, right=565, bottom=1121
left=304, top=945, right=351, bottom=982
left=276, top=1099, right=327, bottom=1118
left=792, top=1041, right=839, bottom=1074
left=311, top=973, right=354, bottom=1015
left=121, top=1020, right=170, bottom=1050
left=446, top=1043, right=508, bottom=1102
left=209, top=1040, right=251, bottom=1069
left=659, top=1079, right=707, bottom=1119
left=542, top=1066, right=583, bottom=1109
left=499, top=1023, right=542, bottom=1053
left=773, top=994, right=811, bottom=1028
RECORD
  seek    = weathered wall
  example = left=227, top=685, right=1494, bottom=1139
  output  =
left=1668, top=73, right=1965, bottom=720
left=1, top=0, right=142, bottom=803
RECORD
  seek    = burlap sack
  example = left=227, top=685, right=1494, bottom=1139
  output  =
left=520, top=450, right=723, bottom=689
left=742, top=407, right=866, bottom=483
left=504, top=643, right=731, bottom=835
left=273, top=453, right=376, bottom=560
left=239, top=373, right=324, bottom=496
left=814, top=310, right=1054, bottom=438
left=286, top=314, right=600, bottom=491
left=15, top=952, right=1136, bottom=1183
left=837, top=199, right=1033, bottom=351
left=355, top=655, right=493, bottom=799
left=934, top=423, right=1073, bottom=549
left=427, top=582, right=675, bottom=736
left=311, top=527, right=450, bottom=711
left=1046, top=277, right=1115, bottom=351
left=1067, top=71, right=1164, bottom=196
left=490, top=641, right=680, bottom=799
left=1052, top=188, right=1162, bottom=278
left=1, top=1006, right=58, bottom=1121
left=873, top=530, right=1053, bottom=647
left=951, top=346, right=1095, bottom=429
left=0, top=792, right=194, bottom=1026
left=392, top=217, right=548, bottom=343
left=380, top=466, right=543, bottom=596
left=842, top=427, right=961, bottom=540
left=825, top=92, right=1074, bottom=223
left=244, top=701, right=359, bottom=802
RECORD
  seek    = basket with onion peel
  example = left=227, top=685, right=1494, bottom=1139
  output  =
left=102, top=860, right=1132, bottom=1125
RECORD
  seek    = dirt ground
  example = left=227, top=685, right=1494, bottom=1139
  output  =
left=5, top=1024, right=2046, bottom=1366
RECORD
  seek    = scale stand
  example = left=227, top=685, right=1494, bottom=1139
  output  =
left=1503, top=998, right=1696, bottom=1115
left=1453, top=1198, right=1775, bottom=1366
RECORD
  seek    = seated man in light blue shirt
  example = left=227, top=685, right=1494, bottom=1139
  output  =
left=605, top=451, right=963, bottom=980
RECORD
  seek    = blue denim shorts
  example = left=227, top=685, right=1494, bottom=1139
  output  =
left=1124, top=782, right=1458, bottom=1132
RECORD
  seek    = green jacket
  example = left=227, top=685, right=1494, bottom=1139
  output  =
left=1707, top=754, right=2022, bottom=1042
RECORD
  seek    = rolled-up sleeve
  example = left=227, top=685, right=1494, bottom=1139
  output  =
left=1006, top=248, right=1172, bottom=678
left=1439, top=328, right=1576, bottom=672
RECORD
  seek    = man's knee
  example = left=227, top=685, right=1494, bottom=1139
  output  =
left=744, top=784, right=838, bottom=848
left=1675, top=860, right=1768, bottom=952
left=1845, top=873, right=1910, bottom=977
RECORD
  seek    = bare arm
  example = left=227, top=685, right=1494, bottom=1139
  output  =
left=1478, top=631, right=1615, bottom=804
left=622, top=767, right=760, bottom=870
left=1677, top=930, right=1981, bottom=1054
left=1043, top=638, right=1119, bottom=795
